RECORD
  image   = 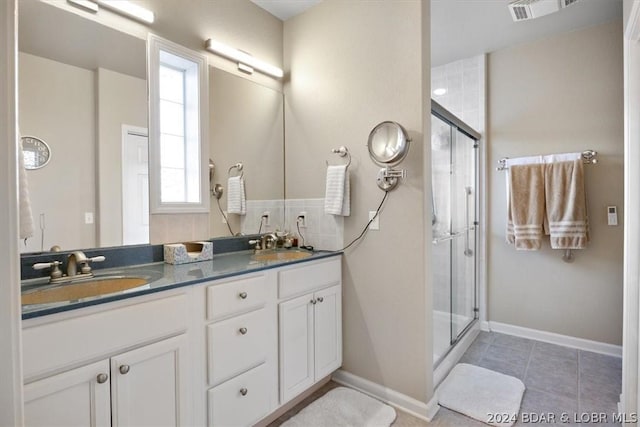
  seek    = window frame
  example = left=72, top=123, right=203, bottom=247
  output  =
left=148, top=33, right=209, bottom=214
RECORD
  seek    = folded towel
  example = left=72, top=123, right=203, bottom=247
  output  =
left=545, top=159, right=589, bottom=249
left=507, top=164, right=545, bottom=251
left=227, top=176, right=246, bottom=215
left=324, top=165, right=350, bottom=216
left=18, top=138, right=34, bottom=240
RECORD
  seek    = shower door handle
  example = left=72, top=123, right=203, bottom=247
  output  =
left=464, top=187, right=474, bottom=257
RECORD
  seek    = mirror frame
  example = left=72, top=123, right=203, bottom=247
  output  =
left=148, top=33, right=210, bottom=214
left=367, top=120, right=410, bottom=167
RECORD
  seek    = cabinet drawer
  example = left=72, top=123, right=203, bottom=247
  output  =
left=207, top=308, right=268, bottom=386
left=278, top=257, right=341, bottom=299
left=208, top=363, right=271, bottom=427
left=207, top=274, right=267, bottom=321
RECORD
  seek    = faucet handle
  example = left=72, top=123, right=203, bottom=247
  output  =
left=33, top=261, right=63, bottom=280
left=248, top=239, right=262, bottom=250
left=79, top=255, right=106, bottom=274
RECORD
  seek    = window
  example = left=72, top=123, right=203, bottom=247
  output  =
left=149, top=35, right=209, bottom=213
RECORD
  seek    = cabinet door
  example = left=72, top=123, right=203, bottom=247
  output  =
left=314, top=285, right=342, bottom=379
left=24, top=360, right=111, bottom=427
left=111, top=335, right=188, bottom=427
left=279, top=293, right=314, bottom=404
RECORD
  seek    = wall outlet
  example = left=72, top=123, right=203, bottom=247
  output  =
left=297, top=211, right=307, bottom=228
left=369, top=211, right=379, bottom=230
left=262, top=211, right=270, bottom=226
left=84, top=212, right=94, bottom=225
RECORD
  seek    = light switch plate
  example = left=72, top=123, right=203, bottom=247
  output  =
left=607, top=206, right=618, bottom=226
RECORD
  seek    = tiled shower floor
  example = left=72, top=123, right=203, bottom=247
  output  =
left=268, top=331, right=623, bottom=426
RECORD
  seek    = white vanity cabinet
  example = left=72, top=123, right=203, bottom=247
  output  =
left=278, top=258, right=342, bottom=404
left=202, top=272, right=279, bottom=427
left=24, top=359, right=111, bottom=427
left=22, top=292, right=190, bottom=427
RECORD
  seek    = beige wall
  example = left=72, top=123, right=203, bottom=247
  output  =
left=284, top=0, right=431, bottom=401
left=19, top=52, right=96, bottom=252
left=209, top=67, right=284, bottom=237
left=96, top=68, right=147, bottom=247
left=488, top=20, right=624, bottom=345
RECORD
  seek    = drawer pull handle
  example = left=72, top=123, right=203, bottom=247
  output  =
left=239, top=327, right=248, bottom=335
left=310, top=299, right=317, bottom=305
left=96, top=373, right=109, bottom=384
left=119, top=365, right=130, bottom=375
left=317, top=297, right=324, bottom=303
left=239, top=292, right=248, bottom=299
left=240, top=387, right=248, bottom=396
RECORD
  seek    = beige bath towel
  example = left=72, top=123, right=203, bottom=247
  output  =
left=545, top=160, right=589, bottom=249
left=508, top=164, right=545, bottom=250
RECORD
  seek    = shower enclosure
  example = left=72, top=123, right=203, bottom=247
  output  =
left=431, top=100, right=480, bottom=367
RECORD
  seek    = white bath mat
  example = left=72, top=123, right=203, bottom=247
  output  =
left=438, top=363, right=525, bottom=427
left=281, top=387, right=396, bottom=427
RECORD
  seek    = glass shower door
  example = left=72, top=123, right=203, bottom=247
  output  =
left=431, top=113, right=478, bottom=365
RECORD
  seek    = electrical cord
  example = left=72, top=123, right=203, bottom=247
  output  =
left=216, top=197, right=235, bottom=236
left=339, top=190, right=389, bottom=252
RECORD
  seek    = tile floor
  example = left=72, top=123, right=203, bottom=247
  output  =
left=268, top=331, right=623, bottom=426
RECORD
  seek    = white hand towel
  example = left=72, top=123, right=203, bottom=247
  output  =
left=18, top=138, right=34, bottom=240
left=227, top=176, right=246, bottom=215
left=324, top=165, right=350, bottom=216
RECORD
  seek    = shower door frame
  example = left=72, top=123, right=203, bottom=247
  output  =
left=431, top=100, right=482, bottom=368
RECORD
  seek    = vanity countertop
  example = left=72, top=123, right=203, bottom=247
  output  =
left=21, top=249, right=341, bottom=320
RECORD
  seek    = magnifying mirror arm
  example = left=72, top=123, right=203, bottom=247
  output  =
left=376, top=167, right=407, bottom=192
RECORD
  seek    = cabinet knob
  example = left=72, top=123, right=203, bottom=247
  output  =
left=310, top=299, right=317, bottom=305
left=239, top=292, right=248, bottom=299
left=119, top=365, right=130, bottom=375
left=317, top=297, right=324, bottom=303
left=239, top=327, right=248, bottom=335
left=96, top=373, right=109, bottom=384
left=240, top=387, right=248, bottom=396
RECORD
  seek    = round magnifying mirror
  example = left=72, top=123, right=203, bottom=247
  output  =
left=367, top=121, right=410, bottom=167
left=21, top=136, right=52, bottom=170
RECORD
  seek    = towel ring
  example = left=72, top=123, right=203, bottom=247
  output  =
left=326, top=146, right=352, bottom=168
left=228, top=162, right=244, bottom=179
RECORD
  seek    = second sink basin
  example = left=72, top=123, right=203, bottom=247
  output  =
left=22, top=276, right=149, bottom=306
left=251, top=249, right=313, bottom=262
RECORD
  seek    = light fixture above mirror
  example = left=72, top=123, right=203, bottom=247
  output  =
left=205, top=39, right=284, bottom=79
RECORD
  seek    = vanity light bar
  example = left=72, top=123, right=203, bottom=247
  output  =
left=91, top=0, right=155, bottom=24
left=205, top=39, right=284, bottom=79
left=67, top=0, right=99, bottom=13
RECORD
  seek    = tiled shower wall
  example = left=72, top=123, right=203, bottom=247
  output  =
left=431, top=55, right=486, bottom=133
left=240, top=198, right=344, bottom=251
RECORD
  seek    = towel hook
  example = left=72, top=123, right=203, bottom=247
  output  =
left=326, top=146, right=352, bottom=168
left=228, top=162, right=244, bottom=179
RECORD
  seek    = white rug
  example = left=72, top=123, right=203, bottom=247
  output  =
left=438, top=363, right=525, bottom=427
left=281, top=387, right=397, bottom=427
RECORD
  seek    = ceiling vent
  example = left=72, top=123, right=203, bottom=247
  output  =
left=508, top=0, right=581, bottom=22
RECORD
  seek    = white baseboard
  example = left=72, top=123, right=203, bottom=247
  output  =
left=480, top=320, right=490, bottom=331
left=332, top=370, right=440, bottom=422
left=488, top=321, right=622, bottom=357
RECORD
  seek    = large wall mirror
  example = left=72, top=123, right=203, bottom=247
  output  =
left=18, top=1, right=285, bottom=255
left=19, top=1, right=148, bottom=253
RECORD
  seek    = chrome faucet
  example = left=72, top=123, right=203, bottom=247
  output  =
left=33, top=252, right=105, bottom=284
left=261, top=233, right=278, bottom=250
left=67, top=251, right=106, bottom=278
